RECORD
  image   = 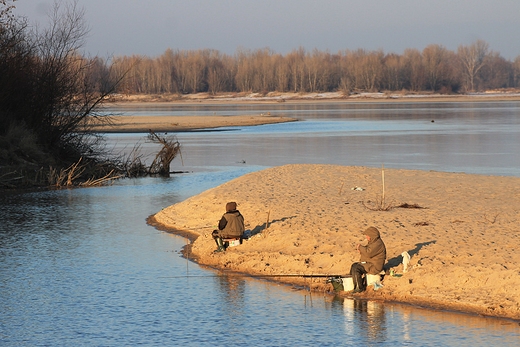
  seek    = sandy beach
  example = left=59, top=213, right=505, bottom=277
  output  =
left=151, top=164, right=520, bottom=321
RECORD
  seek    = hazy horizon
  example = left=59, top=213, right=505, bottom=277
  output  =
left=13, top=0, right=520, bottom=60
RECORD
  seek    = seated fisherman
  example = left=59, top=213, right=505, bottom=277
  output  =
left=350, top=226, right=386, bottom=293
left=212, top=202, right=245, bottom=252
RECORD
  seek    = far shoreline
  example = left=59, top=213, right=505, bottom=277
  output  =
left=104, top=91, right=520, bottom=106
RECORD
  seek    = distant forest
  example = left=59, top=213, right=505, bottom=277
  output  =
left=96, top=40, right=520, bottom=96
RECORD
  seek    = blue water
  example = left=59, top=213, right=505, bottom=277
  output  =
left=106, top=101, right=520, bottom=177
left=2, top=102, right=520, bottom=346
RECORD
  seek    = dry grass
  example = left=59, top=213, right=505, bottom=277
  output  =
left=48, top=157, right=121, bottom=188
left=361, top=195, right=396, bottom=211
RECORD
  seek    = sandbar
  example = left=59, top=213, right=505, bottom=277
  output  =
left=90, top=114, right=296, bottom=133
left=151, top=164, right=520, bottom=321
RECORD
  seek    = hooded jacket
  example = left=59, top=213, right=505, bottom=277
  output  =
left=218, top=209, right=245, bottom=238
left=358, top=227, right=387, bottom=274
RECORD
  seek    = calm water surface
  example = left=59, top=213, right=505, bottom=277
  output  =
left=106, top=101, right=520, bottom=176
left=2, top=102, right=520, bottom=346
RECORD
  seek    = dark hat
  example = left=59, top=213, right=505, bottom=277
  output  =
left=226, top=202, right=237, bottom=212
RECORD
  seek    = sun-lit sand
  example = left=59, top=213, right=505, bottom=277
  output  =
left=90, top=114, right=296, bottom=132
left=151, top=164, right=520, bottom=321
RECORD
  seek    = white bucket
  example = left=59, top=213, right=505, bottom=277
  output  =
left=342, top=277, right=354, bottom=291
left=366, top=274, right=381, bottom=286
left=227, top=239, right=241, bottom=247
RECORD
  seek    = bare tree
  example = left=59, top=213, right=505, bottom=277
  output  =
left=187, top=50, right=208, bottom=93
left=251, top=48, right=276, bottom=93
left=157, top=48, right=177, bottom=93
left=382, top=53, right=403, bottom=91
left=287, top=47, right=306, bottom=92
left=234, top=47, right=256, bottom=92
left=338, top=50, right=355, bottom=93
left=352, top=49, right=383, bottom=92
left=401, top=49, right=425, bottom=91
left=480, top=52, right=512, bottom=90
left=305, top=49, right=333, bottom=92
left=422, top=44, right=450, bottom=91
left=22, top=1, right=123, bottom=153
left=207, top=50, right=228, bottom=94
left=0, top=0, right=16, bottom=26
left=513, top=56, right=520, bottom=88
left=458, top=40, right=489, bottom=92
left=273, top=53, right=289, bottom=92
left=147, top=131, right=181, bottom=177
left=1, top=0, right=132, bottom=188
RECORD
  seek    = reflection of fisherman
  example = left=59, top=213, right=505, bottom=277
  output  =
left=350, top=227, right=386, bottom=293
left=212, top=202, right=245, bottom=253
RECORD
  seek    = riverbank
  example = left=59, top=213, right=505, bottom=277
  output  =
left=151, top=164, right=520, bottom=321
left=107, top=91, right=520, bottom=105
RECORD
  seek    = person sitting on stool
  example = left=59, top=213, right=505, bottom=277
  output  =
left=212, top=202, right=245, bottom=252
left=350, top=226, right=386, bottom=293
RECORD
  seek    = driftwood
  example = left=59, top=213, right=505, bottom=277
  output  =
left=147, top=131, right=181, bottom=176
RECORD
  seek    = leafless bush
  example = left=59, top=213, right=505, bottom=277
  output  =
left=362, top=196, right=396, bottom=211
left=147, top=131, right=181, bottom=176
left=118, top=143, right=148, bottom=178
left=362, top=165, right=395, bottom=211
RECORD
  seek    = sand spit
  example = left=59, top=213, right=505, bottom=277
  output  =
left=90, top=114, right=296, bottom=133
left=152, top=164, right=520, bottom=321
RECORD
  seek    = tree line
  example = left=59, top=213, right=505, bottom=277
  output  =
left=105, top=41, right=520, bottom=96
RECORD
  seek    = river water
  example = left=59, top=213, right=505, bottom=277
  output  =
left=1, top=102, right=519, bottom=346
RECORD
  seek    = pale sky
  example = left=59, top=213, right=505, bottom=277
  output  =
left=13, top=0, right=520, bottom=60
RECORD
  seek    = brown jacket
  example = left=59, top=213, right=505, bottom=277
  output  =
left=359, top=227, right=386, bottom=274
left=217, top=210, right=245, bottom=238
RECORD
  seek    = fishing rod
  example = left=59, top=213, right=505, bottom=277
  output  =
left=160, top=273, right=348, bottom=279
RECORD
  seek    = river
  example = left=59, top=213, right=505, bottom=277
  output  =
left=1, top=101, right=519, bottom=346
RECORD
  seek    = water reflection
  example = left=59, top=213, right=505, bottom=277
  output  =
left=325, top=295, right=520, bottom=346
left=337, top=298, right=388, bottom=342
left=216, top=275, right=246, bottom=319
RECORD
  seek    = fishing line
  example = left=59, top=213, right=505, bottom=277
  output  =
left=159, top=273, right=346, bottom=279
